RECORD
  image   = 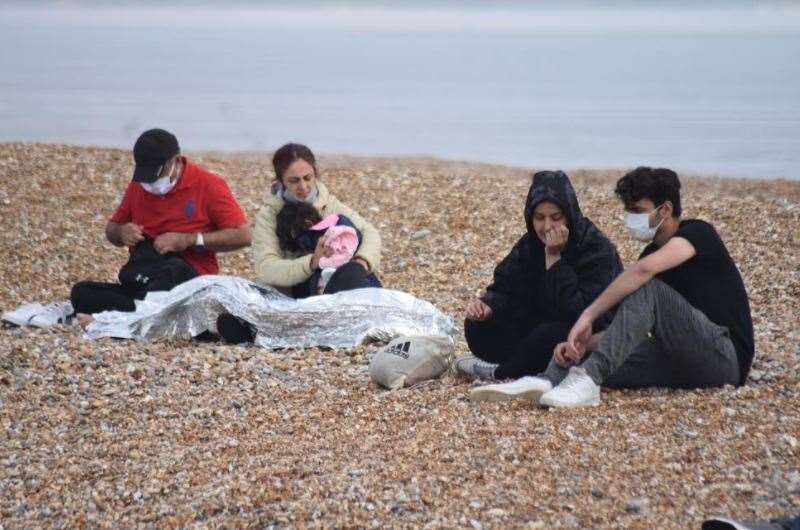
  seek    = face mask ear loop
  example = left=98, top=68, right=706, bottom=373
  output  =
left=652, top=203, right=667, bottom=231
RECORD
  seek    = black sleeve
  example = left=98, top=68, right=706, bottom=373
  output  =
left=538, top=245, right=620, bottom=323
left=676, top=221, right=721, bottom=261
left=481, top=236, right=534, bottom=319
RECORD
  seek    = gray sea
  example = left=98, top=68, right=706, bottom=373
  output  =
left=1, top=2, right=799, bottom=179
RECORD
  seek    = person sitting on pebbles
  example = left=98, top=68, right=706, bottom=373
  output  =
left=457, top=170, right=622, bottom=385
left=215, top=142, right=382, bottom=344
left=472, top=167, right=754, bottom=407
left=70, top=129, right=252, bottom=325
left=275, top=202, right=365, bottom=295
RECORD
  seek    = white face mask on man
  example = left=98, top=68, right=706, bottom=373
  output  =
left=141, top=159, right=178, bottom=196
left=625, top=204, right=665, bottom=242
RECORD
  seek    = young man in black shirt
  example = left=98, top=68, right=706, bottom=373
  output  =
left=470, top=167, right=754, bottom=407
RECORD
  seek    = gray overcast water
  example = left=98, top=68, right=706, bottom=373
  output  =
left=1, top=4, right=799, bottom=179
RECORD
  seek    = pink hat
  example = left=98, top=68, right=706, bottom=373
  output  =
left=319, top=225, right=359, bottom=268
left=311, top=214, right=340, bottom=232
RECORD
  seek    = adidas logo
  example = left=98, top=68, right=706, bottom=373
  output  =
left=385, top=341, right=411, bottom=359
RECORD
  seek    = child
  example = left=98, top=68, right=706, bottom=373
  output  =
left=275, top=202, right=363, bottom=294
left=217, top=202, right=381, bottom=344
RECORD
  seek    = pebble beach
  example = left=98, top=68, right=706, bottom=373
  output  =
left=0, top=143, right=798, bottom=529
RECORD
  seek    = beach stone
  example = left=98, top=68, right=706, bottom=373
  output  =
left=625, top=497, right=650, bottom=514
left=410, top=229, right=432, bottom=240
left=787, top=471, right=800, bottom=493
left=562, top=514, right=580, bottom=528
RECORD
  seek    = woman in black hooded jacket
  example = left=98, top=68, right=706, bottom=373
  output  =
left=457, top=170, right=622, bottom=380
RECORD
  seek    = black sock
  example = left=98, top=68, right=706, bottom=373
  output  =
left=216, top=313, right=255, bottom=344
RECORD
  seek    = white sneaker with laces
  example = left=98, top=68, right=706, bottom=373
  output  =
left=2, top=301, right=74, bottom=328
left=539, top=367, right=601, bottom=408
left=29, top=301, right=74, bottom=327
left=470, top=376, right=553, bottom=402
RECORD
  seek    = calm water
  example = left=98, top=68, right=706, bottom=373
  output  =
left=1, top=4, right=799, bottom=179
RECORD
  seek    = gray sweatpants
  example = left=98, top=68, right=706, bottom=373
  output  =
left=543, top=278, right=740, bottom=389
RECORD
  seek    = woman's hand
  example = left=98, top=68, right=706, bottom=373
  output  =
left=466, top=299, right=493, bottom=321
left=310, top=235, right=334, bottom=269
left=544, top=225, right=569, bottom=256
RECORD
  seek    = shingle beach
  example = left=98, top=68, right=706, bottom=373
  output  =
left=1, top=143, right=798, bottom=529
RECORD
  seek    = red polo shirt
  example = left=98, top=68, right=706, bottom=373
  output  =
left=110, top=157, right=247, bottom=275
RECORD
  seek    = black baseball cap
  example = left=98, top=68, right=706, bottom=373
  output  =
left=132, top=128, right=180, bottom=183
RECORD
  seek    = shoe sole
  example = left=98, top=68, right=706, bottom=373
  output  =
left=539, top=395, right=601, bottom=408
left=469, top=387, right=548, bottom=403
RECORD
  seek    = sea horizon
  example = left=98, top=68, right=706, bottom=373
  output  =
left=1, top=2, right=799, bottom=180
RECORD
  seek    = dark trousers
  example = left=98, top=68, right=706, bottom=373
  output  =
left=543, top=278, right=740, bottom=389
left=464, top=318, right=571, bottom=380
left=291, top=261, right=383, bottom=299
left=71, top=269, right=199, bottom=315
left=70, top=281, right=141, bottom=314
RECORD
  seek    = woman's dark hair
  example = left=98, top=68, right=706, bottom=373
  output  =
left=272, top=143, right=317, bottom=183
left=275, top=202, right=323, bottom=252
left=615, top=166, right=682, bottom=217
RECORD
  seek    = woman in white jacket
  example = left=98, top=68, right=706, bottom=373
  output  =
left=217, top=143, right=383, bottom=343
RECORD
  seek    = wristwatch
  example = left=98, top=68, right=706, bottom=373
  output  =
left=195, top=232, right=205, bottom=248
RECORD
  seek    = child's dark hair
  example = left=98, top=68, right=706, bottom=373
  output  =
left=276, top=202, right=323, bottom=253
left=615, top=166, right=682, bottom=217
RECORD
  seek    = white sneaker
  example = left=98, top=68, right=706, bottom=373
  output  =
left=539, top=367, right=601, bottom=408
left=470, top=376, right=553, bottom=402
left=29, top=301, right=74, bottom=327
left=454, top=355, right=498, bottom=380
left=2, top=301, right=74, bottom=328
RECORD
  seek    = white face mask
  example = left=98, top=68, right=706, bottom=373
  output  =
left=141, top=159, right=178, bottom=195
left=625, top=204, right=665, bottom=242
left=141, top=175, right=176, bottom=196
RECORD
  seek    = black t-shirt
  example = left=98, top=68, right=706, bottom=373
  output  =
left=640, top=219, right=754, bottom=384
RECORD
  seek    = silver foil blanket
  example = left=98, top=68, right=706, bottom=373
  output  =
left=85, top=276, right=456, bottom=348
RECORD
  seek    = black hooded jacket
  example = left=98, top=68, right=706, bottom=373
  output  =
left=481, top=171, right=623, bottom=330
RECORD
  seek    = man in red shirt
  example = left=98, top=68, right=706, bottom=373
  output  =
left=70, top=129, right=251, bottom=320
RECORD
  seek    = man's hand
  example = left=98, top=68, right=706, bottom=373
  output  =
left=554, top=341, right=582, bottom=368
left=310, top=235, right=334, bottom=269
left=466, top=299, right=493, bottom=321
left=153, top=232, right=195, bottom=254
left=544, top=225, right=569, bottom=256
left=119, top=223, right=145, bottom=246
left=567, top=313, right=594, bottom=356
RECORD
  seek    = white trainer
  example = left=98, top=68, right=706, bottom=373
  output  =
left=30, top=301, right=75, bottom=327
left=470, top=376, right=553, bottom=402
left=539, top=367, right=601, bottom=408
left=2, top=301, right=74, bottom=328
